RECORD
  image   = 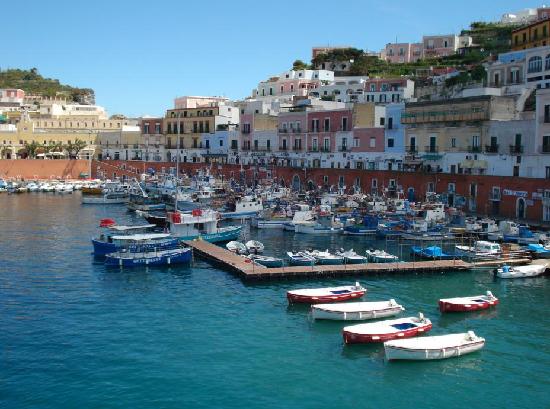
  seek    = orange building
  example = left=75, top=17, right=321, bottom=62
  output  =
left=512, top=18, right=550, bottom=50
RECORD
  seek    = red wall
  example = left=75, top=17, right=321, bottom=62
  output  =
left=93, top=160, right=550, bottom=223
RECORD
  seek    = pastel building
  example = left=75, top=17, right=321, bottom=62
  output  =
left=384, top=103, right=406, bottom=166
left=360, top=78, right=415, bottom=104
left=0, top=89, right=25, bottom=107
left=383, top=43, right=423, bottom=63
left=174, top=96, right=229, bottom=109
left=252, top=69, right=334, bottom=100
left=422, top=35, right=459, bottom=59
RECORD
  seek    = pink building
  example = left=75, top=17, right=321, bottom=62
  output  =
left=306, top=109, right=352, bottom=152
left=0, top=89, right=25, bottom=106
left=351, top=128, right=385, bottom=152
left=422, top=35, right=458, bottom=59
left=277, top=112, right=307, bottom=151
left=384, top=43, right=423, bottom=63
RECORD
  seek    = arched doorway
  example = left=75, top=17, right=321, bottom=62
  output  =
left=279, top=177, right=286, bottom=188
left=291, top=174, right=301, bottom=191
left=516, top=198, right=526, bottom=219
left=307, top=180, right=315, bottom=191
left=407, top=187, right=415, bottom=202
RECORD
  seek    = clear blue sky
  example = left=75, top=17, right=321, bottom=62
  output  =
left=1, top=0, right=532, bottom=117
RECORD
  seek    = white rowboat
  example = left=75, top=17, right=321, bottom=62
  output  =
left=312, top=299, right=404, bottom=320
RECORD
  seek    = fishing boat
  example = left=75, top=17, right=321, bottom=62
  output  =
left=342, top=313, right=432, bottom=344
left=455, top=240, right=501, bottom=259
left=226, top=241, right=248, bottom=254
left=410, top=246, right=456, bottom=260
left=105, top=246, right=191, bottom=267
left=311, top=299, right=404, bottom=321
left=247, top=254, right=284, bottom=268
left=82, top=190, right=129, bottom=204
left=336, top=249, right=368, bottom=264
left=495, top=264, right=547, bottom=279
left=221, top=195, right=264, bottom=219
left=93, top=232, right=179, bottom=256
left=343, top=215, right=379, bottom=236
left=168, top=209, right=242, bottom=243
left=245, top=240, right=264, bottom=254
left=526, top=243, right=550, bottom=259
left=365, top=249, right=399, bottom=263
left=287, top=282, right=366, bottom=304
left=287, top=251, right=316, bottom=266
left=384, top=331, right=485, bottom=361
left=438, top=291, right=499, bottom=312
left=305, top=250, right=345, bottom=265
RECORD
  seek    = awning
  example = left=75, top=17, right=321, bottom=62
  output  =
left=422, top=154, right=443, bottom=161
left=460, top=159, right=488, bottom=169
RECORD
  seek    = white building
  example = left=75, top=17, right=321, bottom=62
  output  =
left=252, top=69, right=334, bottom=100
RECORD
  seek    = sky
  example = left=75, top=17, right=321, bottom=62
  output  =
left=1, top=0, right=533, bottom=117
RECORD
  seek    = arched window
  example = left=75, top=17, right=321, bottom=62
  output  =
left=528, top=56, right=543, bottom=73
left=545, top=54, right=550, bottom=70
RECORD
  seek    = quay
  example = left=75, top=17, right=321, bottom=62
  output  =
left=185, top=240, right=474, bottom=280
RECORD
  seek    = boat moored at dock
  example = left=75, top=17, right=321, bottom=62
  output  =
left=287, top=282, right=366, bottom=304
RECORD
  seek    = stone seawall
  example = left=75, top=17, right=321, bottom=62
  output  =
left=0, top=159, right=91, bottom=180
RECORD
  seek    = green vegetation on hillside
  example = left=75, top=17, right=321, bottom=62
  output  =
left=0, top=68, right=94, bottom=103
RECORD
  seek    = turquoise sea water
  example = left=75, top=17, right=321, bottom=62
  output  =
left=1, top=194, right=549, bottom=409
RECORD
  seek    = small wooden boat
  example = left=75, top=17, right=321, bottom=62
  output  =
left=343, top=313, right=432, bottom=344
left=495, top=264, right=547, bottom=279
left=336, top=249, right=368, bottom=264
left=287, top=251, right=316, bottom=266
left=312, top=299, right=404, bottom=320
left=287, top=282, right=366, bottom=304
left=365, top=249, right=399, bottom=263
left=247, top=254, right=284, bottom=268
left=105, top=247, right=192, bottom=267
left=226, top=241, right=248, bottom=254
left=245, top=240, right=264, bottom=254
left=306, top=249, right=345, bottom=265
left=439, top=291, right=498, bottom=313
left=384, top=331, right=485, bottom=361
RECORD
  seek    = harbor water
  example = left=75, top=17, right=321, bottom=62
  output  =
left=1, top=193, right=549, bottom=408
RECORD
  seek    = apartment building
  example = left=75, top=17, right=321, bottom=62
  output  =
left=512, top=15, right=550, bottom=50
left=383, top=43, right=423, bottom=63
left=252, top=69, right=334, bottom=100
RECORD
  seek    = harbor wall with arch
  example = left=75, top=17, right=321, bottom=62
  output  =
left=91, top=159, right=550, bottom=225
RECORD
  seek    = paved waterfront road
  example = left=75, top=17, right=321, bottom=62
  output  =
left=1, top=193, right=549, bottom=409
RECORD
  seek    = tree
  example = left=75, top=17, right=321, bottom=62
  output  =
left=292, top=59, right=309, bottom=70
left=65, top=138, right=88, bottom=159
left=23, top=141, right=39, bottom=159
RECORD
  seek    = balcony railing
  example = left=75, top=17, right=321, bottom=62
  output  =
left=542, top=145, right=550, bottom=154
left=485, top=144, right=499, bottom=154
left=251, top=147, right=271, bottom=152
left=339, top=146, right=349, bottom=152
left=406, top=145, right=418, bottom=153
left=308, top=147, right=319, bottom=152
left=320, top=147, right=331, bottom=152
left=278, top=128, right=288, bottom=133
left=279, top=146, right=288, bottom=151
left=292, top=146, right=303, bottom=151
left=291, top=128, right=302, bottom=133
left=424, top=145, right=439, bottom=153
left=241, top=146, right=250, bottom=151
left=509, top=145, right=524, bottom=154
left=467, top=145, right=482, bottom=153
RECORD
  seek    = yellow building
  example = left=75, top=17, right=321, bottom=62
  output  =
left=512, top=18, right=550, bottom=50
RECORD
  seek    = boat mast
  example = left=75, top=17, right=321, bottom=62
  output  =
left=175, top=115, right=180, bottom=212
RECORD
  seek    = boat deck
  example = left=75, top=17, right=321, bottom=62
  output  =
left=184, top=240, right=473, bottom=280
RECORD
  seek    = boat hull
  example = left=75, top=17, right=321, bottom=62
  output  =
left=176, top=226, right=242, bottom=244
left=384, top=340, right=485, bottom=360
left=439, top=298, right=499, bottom=313
left=343, top=322, right=432, bottom=344
left=287, top=290, right=365, bottom=304
left=92, top=238, right=180, bottom=256
left=105, top=248, right=191, bottom=267
left=312, top=305, right=403, bottom=321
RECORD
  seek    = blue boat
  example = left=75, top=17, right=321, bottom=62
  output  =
left=248, top=255, right=284, bottom=268
left=105, top=247, right=192, bottom=267
left=410, top=246, right=456, bottom=260
left=92, top=224, right=170, bottom=256
left=344, top=215, right=379, bottom=236
left=287, top=251, right=316, bottom=266
left=526, top=243, right=550, bottom=259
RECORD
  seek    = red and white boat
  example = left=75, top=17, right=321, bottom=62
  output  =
left=343, top=313, right=432, bottom=344
left=438, top=291, right=498, bottom=313
left=311, top=299, right=404, bottom=321
left=287, top=282, right=366, bottom=304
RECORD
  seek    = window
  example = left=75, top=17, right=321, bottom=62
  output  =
left=451, top=138, right=456, bottom=148
left=370, top=84, right=375, bottom=92
left=324, top=118, right=330, bottom=132
left=369, top=137, right=376, bottom=148
left=372, top=179, right=377, bottom=188
left=387, top=138, right=394, bottom=148
left=387, top=117, right=393, bottom=129
left=379, top=117, right=385, bottom=126
left=311, top=119, right=319, bottom=132
left=543, top=135, right=550, bottom=151
left=143, top=124, right=150, bottom=134
left=219, top=140, right=223, bottom=147
left=547, top=167, right=550, bottom=179
left=513, top=166, right=519, bottom=177
left=205, top=140, right=210, bottom=149
left=545, top=105, right=550, bottom=123
left=323, top=138, right=330, bottom=151
left=353, top=138, right=359, bottom=148
left=341, top=117, right=348, bottom=131
left=472, top=135, right=480, bottom=148
left=528, top=56, right=543, bottom=73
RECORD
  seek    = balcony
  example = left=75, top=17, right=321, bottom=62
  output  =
left=467, top=145, right=482, bottom=153
left=542, top=145, right=550, bottom=154
left=278, top=128, right=288, bottom=133
left=509, top=145, right=524, bottom=154
left=291, top=128, right=302, bottom=133
left=406, top=145, right=418, bottom=154
left=251, top=146, right=271, bottom=152
left=279, top=146, right=288, bottom=151
left=308, top=147, right=319, bottom=152
left=320, top=147, right=331, bottom=152
left=401, top=107, right=489, bottom=124
left=241, top=146, right=250, bottom=151
left=292, top=146, right=303, bottom=151
left=339, top=146, right=349, bottom=152
left=424, top=145, right=439, bottom=153
left=485, top=144, right=499, bottom=154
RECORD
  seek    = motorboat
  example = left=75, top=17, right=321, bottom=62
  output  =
left=105, top=247, right=192, bottom=267
left=91, top=223, right=166, bottom=256
left=365, top=249, right=399, bottom=263
left=287, top=251, right=316, bottom=266
left=336, top=249, right=368, bottom=264
left=438, top=291, right=499, bottom=313
left=305, top=250, right=345, bottom=265
left=495, top=264, right=547, bottom=279
left=526, top=243, right=550, bottom=259
left=26, top=182, right=40, bottom=192
left=93, top=232, right=179, bottom=257
left=287, top=282, right=366, bottom=304
left=82, top=191, right=129, bottom=204
left=410, top=246, right=456, bottom=260
left=226, top=241, right=248, bottom=255
left=311, top=299, right=404, bottom=321
left=247, top=254, right=284, bottom=268
left=455, top=240, right=501, bottom=259
left=245, top=240, right=264, bottom=254
left=221, top=195, right=264, bottom=219
left=342, top=313, right=432, bottom=344
left=169, top=209, right=242, bottom=243
left=384, top=331, right=485, bottom=361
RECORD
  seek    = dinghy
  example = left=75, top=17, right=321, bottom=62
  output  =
left=384, top=331, right=485, bottom=361
left=342, top=313, right=432, bottom=344
left=495, top=264, right=547, bottom=279
left=439, top=291, right=498, bottom=313
left=287, top=282, right=366, bottom=304
left=226, top=241, right=248, bottom=255
left=312, top=299, right=404, bottom=321
left=245, top=240, right=265, bottom=254
left=287, top=251, right=316, bottom=266
left=365, top=249, right=399, bottom=263
left=247, top=254, right=284, bottom=268
left=336, top=249, right=368, bottom=264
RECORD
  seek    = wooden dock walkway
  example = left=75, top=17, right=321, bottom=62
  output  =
left=184, top=240, right=473, bottom=280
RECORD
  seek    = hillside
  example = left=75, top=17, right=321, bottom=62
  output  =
left=0, top=68, right=95, bottom=104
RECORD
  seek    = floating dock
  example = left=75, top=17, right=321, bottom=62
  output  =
left=185, top=240, right=474, bottom=280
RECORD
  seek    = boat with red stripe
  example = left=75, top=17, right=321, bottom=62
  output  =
left=343, top=313, right=432, bottom=344
left=287, top=282, right=366, bottom=304
left=439, top=291, right=499, bottom=313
